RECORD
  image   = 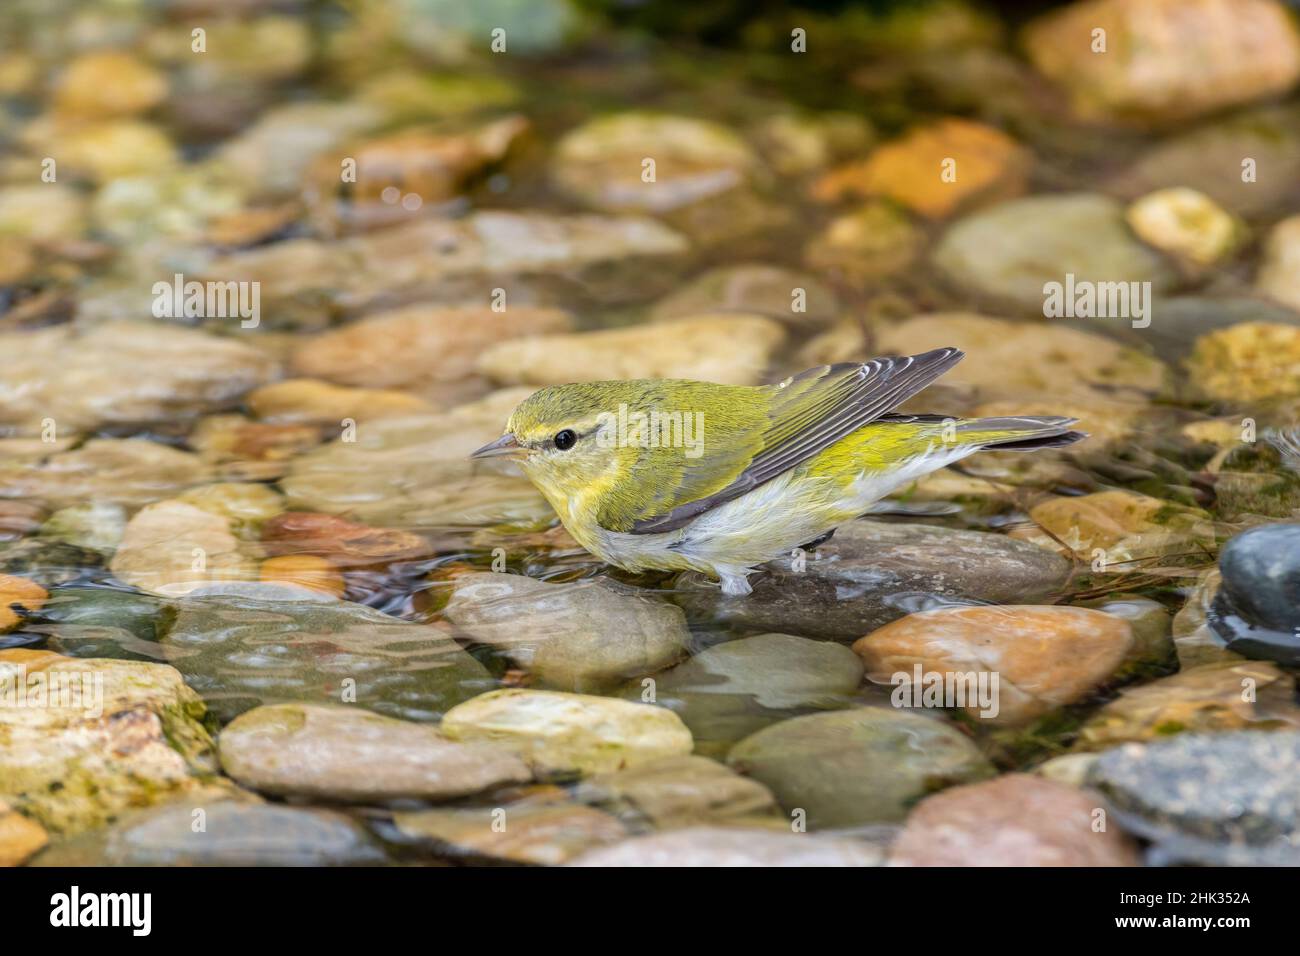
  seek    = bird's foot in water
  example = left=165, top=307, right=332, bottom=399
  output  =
left=718, top=570, right=755, bottom=596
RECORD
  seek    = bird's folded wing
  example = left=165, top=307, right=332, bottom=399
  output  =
left=624, top=347, right=964, bottom=534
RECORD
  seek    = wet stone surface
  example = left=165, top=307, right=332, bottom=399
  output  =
left=1087, top=732, right=1300, bottom=865
left=889, top=774, right=1141, bottom=867
left=160, top=589, right=494, bottom=723
left=674, top=520, right=1072, bottom=641
left=623, top=632, right=864, bottom=755
left=726, top=707, right=995, bottom=828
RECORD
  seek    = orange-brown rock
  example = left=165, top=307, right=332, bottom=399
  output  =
left=305, top=116, right=529, bottom=234
left=0, top=799, right=48, bottom=866
left=853, top=605, right=1133, bottom=725
left=0, top=501, right=45, bottom=540
left=259, top=554, right=347, bottom=598
left=189, top=414, right=323, bottom=480
left=811, top=119, right=1030, bottom=218
left=246, top=378, right=435, bottom=425
left=0, top=574, right=47, bottom=632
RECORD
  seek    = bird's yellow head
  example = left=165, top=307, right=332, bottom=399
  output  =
left=478, top=382, right=645, bottom=506
left=470, top=379, right=765, bottom=533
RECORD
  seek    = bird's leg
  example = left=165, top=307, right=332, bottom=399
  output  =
left=718, top=570, right=754, bottom=596
left=800, top=527, right=836, bottom=551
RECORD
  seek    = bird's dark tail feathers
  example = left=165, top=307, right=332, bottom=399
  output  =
left=960, top=415, right=1087, bottom=452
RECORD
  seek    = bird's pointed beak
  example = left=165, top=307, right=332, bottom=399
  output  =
left=470, top=433, right=524, bottom=460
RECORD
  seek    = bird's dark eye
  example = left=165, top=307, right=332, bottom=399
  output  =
left=553, top=429, right=577, bottom=451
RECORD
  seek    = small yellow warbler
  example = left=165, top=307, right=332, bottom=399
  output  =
left=472, top=348, right=1083, bottom=595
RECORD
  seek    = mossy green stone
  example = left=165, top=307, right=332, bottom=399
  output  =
left=37, top=587, right=165, bottom=659
left=728, top=707, right=995, bottom=828
left=160, top=591, right=493, bottom=723
left=621, top=633, right=864, bottom=756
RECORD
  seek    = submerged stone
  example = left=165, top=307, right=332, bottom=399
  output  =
left=1077, top=594, right=1174, bottom=670
left=854, top=605, right=1133, bottom=726
left=161, top=592, right=493, bottom=723
left=258, top=555, right=346, bottom=599
left=39, top=503, right=127, bottom=555
left=1187, top=322, right=1300, bottom=404
left=212, top=100, right=385, bottom=198
left=1111, top=105, right=1300, bottom=217
left=649, top=263, right=840, bottom=327
left=1125, top=188, right=1242, bottom=266
left=1256, top=216, right=1300, bottom=313
left=304, top=116, right=530, bottom=235
left=34, top=586, right=166, bottom=660
left=567, top=825, right=882, bottom=867
left=54, top=51, right=167, bottom=119
left=174, top=482, right=285, bottom=539
left=1172, top=570, right=1243, bottom=668
left=206, top=211, right=689, bottom=317
left=187, top=415, right=324, bottom=482
left=624, top=632, right=863, bottom=754
left=110, top=500, right=258, bottom=597
left=278, top=411, right=551, bottom=529
left=246, top=378, right=435, bottom=425
left=727, top=707, right=995, bottom=828
left=1208, top=523, right=1300, bottom=665
left=290, top=303, right=572, bottom=390
left=890, top=774, right=1140, bottom=866
left=573, top=755, right=777, bottom=829
left=1139, top=296, right=1298, bottom=363
left=1029, top=489, right=1215, bottom=572
left=0, top=539, right=105, bottom=591
left=812, top=118, right=1029, bottom=218
left=0, top=439, right=210, bottom=509
left=1023, top=0, right=1300, bottom=124
left=803, top=202, right=924, bottom=287
left=261, top=512, right=434, bottom=570
left=443, top=572, right=690, bottom=692
left=0, top=183, right=87, bottom=242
